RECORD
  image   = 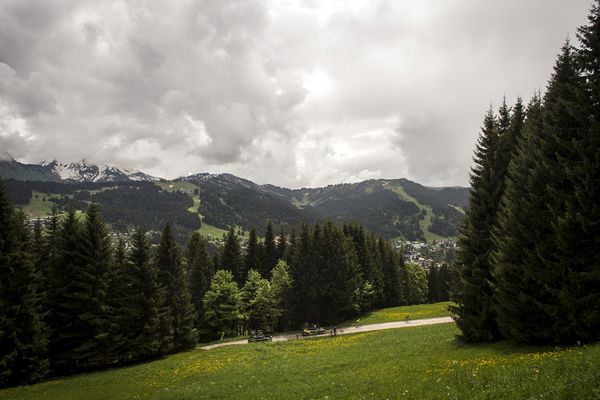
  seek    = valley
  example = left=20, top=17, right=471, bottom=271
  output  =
left=1, top=155, right=468, bottom=243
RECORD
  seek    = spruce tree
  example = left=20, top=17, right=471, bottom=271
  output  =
left=31, top=217, right=50, bottom=322
left=261, top=221, right=277, bottom=278
left=47, top=208, right=82, bottom=373
left=316, top=222, right=350, bottom=323
left=187, top=232, right=213, bottom=330
left=0, top=183, right=48, bottom=387
left=560, top=1, right=600, bottom=343
left=342, top=236, right=363, bottom=318
left=380, top=238, right=401, bottom=307
left=70, top=203, right=114, bottom=369
left=438, top=263, right=450, bottom=302
left=428, top=266, right=440, bottom=303
left=212, top=250, right=220, bottom=272
left=450, top=108, right=502, bottom=342
left=221, top=227, right=244, bottom=285
left=156, top=223, right=197, bottom=352
left=494, top=38, right=590, bottom=344
left=276, top=228, right=287, bottom=262
left=493, top=97, right=525, bottom=204
left=492, top=94, right=560, bottom=343
left=31, top=218, right=46, bottom=277
left=106, top=238, right=129, bottom=364
left=343, top=224, right=374, bottom=310
left=128, top=226, right=161, bottom=361
left=365, top=234, right=385, bottom=307
left=244, top=228, right=261, bottom=275
left=43, top=209, right=60, bottom=315
left=288, top=223, right=317, bottom=326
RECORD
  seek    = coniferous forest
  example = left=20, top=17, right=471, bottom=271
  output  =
left=450, top=4, right=600, bottom=346
left=0, top=178, right=438, bottom=388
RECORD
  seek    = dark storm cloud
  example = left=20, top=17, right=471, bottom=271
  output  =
left=0, top=0, right=592, bottom=187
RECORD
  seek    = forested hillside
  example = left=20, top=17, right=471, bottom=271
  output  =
left=181, top=174, right=468, bottom=240
left=4, top=173, right=467, bottom=242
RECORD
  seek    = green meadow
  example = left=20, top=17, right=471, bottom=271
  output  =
left=342, top=301, right=453, bottom=326
left=2, top=321, right=599, bottom=400
left=20, top=191, right=58, bottom=218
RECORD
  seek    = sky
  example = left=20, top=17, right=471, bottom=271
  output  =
left=0, top=0, right=592, bottom=188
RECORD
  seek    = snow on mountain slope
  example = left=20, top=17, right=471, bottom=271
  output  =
left=3, top=157, right=156, bottom=183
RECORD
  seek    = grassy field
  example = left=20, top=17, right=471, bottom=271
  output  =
left=19, top=192, right=87, bottom=221
left=2, top=322, right=599, bottom=400
left=198, top=222, right=229, bottom=239
left=20, top=191, right=57, bottom=218
left=341, top=301, right=452, bottom=326
left=155, top=180, right=199, bottom=194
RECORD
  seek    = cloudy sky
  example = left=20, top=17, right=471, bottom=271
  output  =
left=0, top=0, right=591, bottom=188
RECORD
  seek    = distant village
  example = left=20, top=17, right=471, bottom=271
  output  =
left=394, top=239, right=456, bottom=270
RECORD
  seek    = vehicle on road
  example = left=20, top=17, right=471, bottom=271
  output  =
left=302, top=325, right=326, bottom=336
left=248, top=330, right=272, bottom=343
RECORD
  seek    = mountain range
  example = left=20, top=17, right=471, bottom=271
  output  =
left=0, top=152, right=155, bottom=183
left=0, top=154, right=469, bottom=242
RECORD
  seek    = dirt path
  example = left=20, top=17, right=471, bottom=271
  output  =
left=199, top=316, right=454, bottom=350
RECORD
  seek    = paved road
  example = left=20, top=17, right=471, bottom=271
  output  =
left=199, top=316, right=454, bottom=350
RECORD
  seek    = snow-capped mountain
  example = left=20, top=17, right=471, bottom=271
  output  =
left=40, top=159, right=156, bottom=183
left=0, top=153, right=156, bottom=183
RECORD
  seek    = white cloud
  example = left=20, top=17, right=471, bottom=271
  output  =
left=0, top=0, right=592, bottom=187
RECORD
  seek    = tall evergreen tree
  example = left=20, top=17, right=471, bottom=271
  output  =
left=244, top=228, right=261, bottom=276
left=0, top=182, right=48, bottom=387
left=438, top=263, right=450, bottom=302
left=546, top=32, right=598, bottom=342
left=450, top=108, right=502, bottom=342
left=559, top=0, right=600, bottom=343
left=316, top=222, right=350, bottom=323
left=156, top=223, right=197, bottom=352
left=31, top=217, right=50, bottom=320
left=276, top=228, right=287, bottom=262
left=343, top=224, right=375, bottom=310
left=106, top=238, right=129, bottom=364
left=365, top=234, right=385, bottom=307
left=47, top=208, right=82, bottom=373
left=221, top=227, right=244, bottom=285
left=288, top=223, right=317, bottom=326
left=261, top=221, right=278, bottom=278
left=187, top=232, right=213, bottom=330
left=128, top=226, right=161, bottom=361
left=42, top=209, right=60, bottom=317
left=380, top=238, right=401, bottom=307
left=70, top=203, right=114, bottom=369
left=492, top=94, right=560, bottom=343
left=428, top=264, right=450, bottom=303
left=428, top=266, right=440, bottom=303
left=494, top=38, right=593, bottom=344
left=31, top=218, right=45, bottom=276
left=212, top=250, right=220, bottom=272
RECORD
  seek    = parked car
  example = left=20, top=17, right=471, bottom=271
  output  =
left=302, top=324, right=326, bottom=336
left=248, top=330, right=273, bottom=343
